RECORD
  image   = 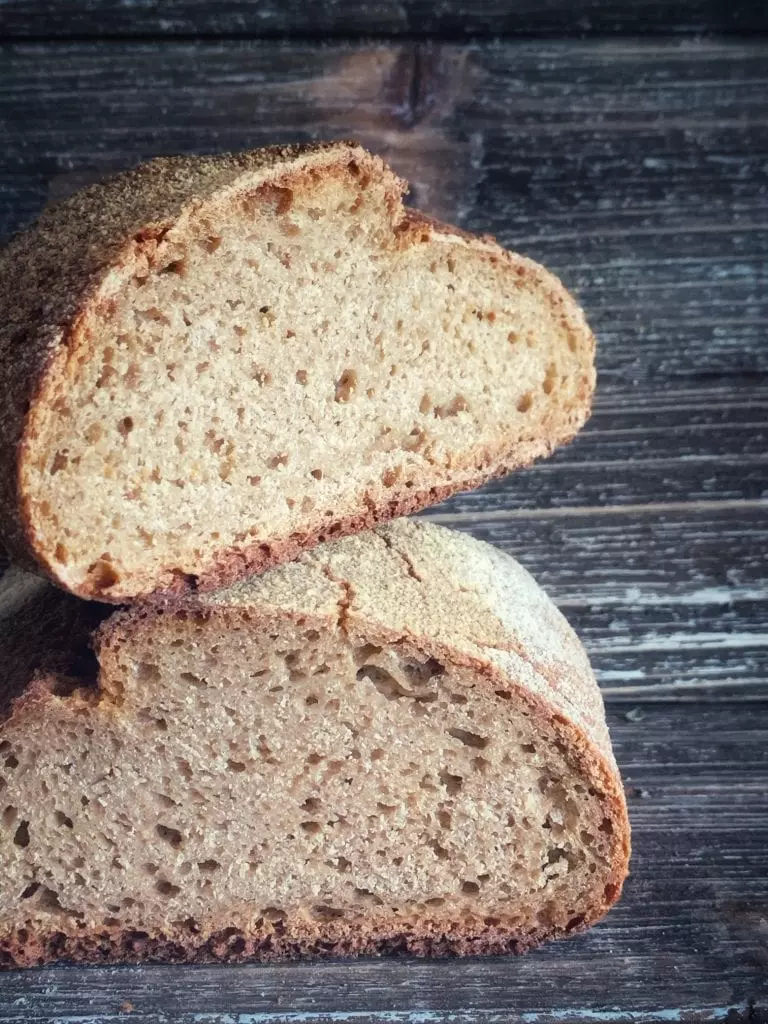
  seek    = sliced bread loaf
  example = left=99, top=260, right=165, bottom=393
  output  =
left=0, top=520, right=628, bottom=966
left=0, top=142, right=595, bottom=601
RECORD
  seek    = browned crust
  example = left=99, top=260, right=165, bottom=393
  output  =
left=402, top=208, right=499, bottom=248
left=0, top=906, right=600, bottom=968
left=0, top=142, right=594, bottom=601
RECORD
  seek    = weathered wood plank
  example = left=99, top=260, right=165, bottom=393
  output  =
left=429, top=502, right=768, bottom=595
left=423, top=503, right=768, bottom=697
left=0, top=703, right=765, bottom=1020
left=1, top=0, right=766, bottom=40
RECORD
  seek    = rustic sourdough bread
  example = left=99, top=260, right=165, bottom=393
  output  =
left=0, top=520, right=628, bottom=966
left=0, top=142, right=595, bottom=601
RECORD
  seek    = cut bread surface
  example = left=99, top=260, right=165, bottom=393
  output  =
left=0, top=142, right=595, bottom=600
left=0, top=521, right=628, bottom=966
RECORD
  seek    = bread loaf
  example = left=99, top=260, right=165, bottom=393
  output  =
left=0, top=520, right=628, bottom=966
left=0, top=142, right=595, bottom=601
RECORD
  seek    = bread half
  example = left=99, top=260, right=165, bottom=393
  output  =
left=0, top=520, right=628, bottom=966
left=0, top=142, right=595, bottom=601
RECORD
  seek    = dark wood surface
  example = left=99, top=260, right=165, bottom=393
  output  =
left=0, top=21, right=767, bottom=1024
left=2, top=0, right=768, bottom=39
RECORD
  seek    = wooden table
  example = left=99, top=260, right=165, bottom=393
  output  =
left=1, top=2, right=767, bottom=1020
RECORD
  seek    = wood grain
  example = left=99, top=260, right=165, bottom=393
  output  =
left=1, top=0, right=766, bottom=39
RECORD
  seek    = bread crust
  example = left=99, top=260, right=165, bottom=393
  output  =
left=0, top=521, right=629, bottom=966
left=0, top=142, right=595, bottom=600
left=0, top=902, right=600, bottom=968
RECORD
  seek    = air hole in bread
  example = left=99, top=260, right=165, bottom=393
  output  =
left=13, top=821, right=30, bottom=848
left=436, top=396, right=469, bottom=419
left=50, top=451, right=69, bottom=475
left=156, top=824, right=182, bottom=848
left=439, top=770, right=463, bottom=795
left=543, top=362, right=558, bottom=395
left=428, top=839, right=450, bottom=860
left=180, top=671, right=206, bottom=689
left=402, top=426, right=427, bottom=452
left=155, top=879, right=181, bottom=897
left=335, top=369, right=358, bottom=403
left=53, top=542, right=69, bottom=564
left=160, top=259, right=187, bottom=278
left=313, top=905, right=344, bottom=922
left=448, top=728, right=488, bottom=750
left=86, top=559, right=120, bottom=591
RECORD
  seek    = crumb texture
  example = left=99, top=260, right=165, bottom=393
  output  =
left=0, top=522, right=627, bottom=967
left=0, top=142, right=595, bottom=599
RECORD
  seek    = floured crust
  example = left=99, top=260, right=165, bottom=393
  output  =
left=0, top=142, right=595, bottom=600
